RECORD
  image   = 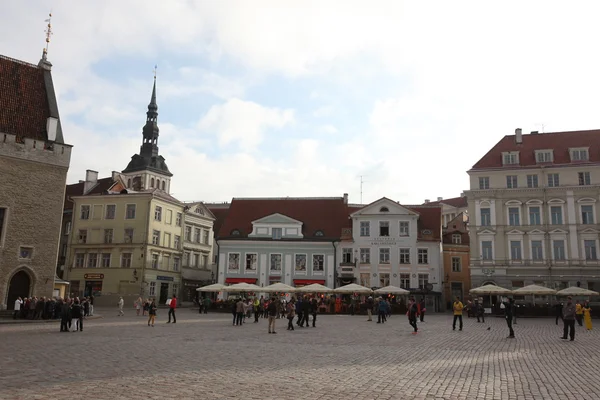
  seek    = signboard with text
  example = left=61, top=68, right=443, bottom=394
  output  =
left=84, top=274, right=104, bottom=280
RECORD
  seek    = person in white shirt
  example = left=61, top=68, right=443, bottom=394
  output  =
left=118, top=297, right=125, bottom=316
left=13, top=297, right=22, bottom=319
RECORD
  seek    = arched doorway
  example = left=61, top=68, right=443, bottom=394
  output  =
left=7, top=271, right=31, bottom=310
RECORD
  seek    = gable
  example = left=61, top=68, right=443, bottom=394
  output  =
left=351, top=197, right=419, bottom=217
left=253, top=213, right=303, bottom=225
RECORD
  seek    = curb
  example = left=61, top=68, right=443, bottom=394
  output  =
left=0, top=315, right=103, bottom=325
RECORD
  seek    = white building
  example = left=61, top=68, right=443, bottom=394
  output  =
left=338, top=198, right=443, bottom=311
left=466, top=128, right=600, bottom=293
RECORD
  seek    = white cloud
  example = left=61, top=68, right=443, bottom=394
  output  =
left=318, top=124, right=338, bottom=135
left=312, top=106, right=334, bottom=118
left=197, top=99, right=294, bottom=148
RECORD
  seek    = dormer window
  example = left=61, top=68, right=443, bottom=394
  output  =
left=272, top=228, right=282, bottom=240
left=380, top=207, right=389, bottom=212
left=502, top=152, right=519, bottom=165
left=314, top=230, right=324, bottom=237
left=231, top=229, right=241, bottom=236
left=535, top=150, right=553, bottom=163
left=570, top=148, right=589, bottom=162
left=195, top=207, right=204, bottom=215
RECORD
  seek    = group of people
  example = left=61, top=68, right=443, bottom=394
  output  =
left=228, top=295, right=321, bottom=333
left=13, top=295, right=94, bottom=322
left=128, top=296, right=176, bottom=326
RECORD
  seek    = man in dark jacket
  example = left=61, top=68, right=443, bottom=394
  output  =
left=554, top=302, right=563, bottom=325
left=295, top=298, right=303, bottom=326
left=561, top=296, right=576, bottom=341
left=60, top=299, right=70, bottom=332
left=503, top=297, right=515, bottom=338
left=311, top=298, right=318, bottom=327
left=300, top=296, right=311, bottom=327
left=408, top=297, right=418, bottom=333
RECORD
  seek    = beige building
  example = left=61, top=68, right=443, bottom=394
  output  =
left=0, top=52, right=72, bottom=310
left=181, top=202, right=216, bottom=303
left=466, top=128, right=600, bottom=293
left=66, top=189, right=184, bottom=305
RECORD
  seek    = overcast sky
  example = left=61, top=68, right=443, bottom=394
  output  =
left=2, top=1, right=600, bottom=204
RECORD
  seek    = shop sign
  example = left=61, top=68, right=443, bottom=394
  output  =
left=370, top=237, right=398, bottom=246
left=157, top=276, right=174, bottom=282
left=84, top=274, right=104, bottom=280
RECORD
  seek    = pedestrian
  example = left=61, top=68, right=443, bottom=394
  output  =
left=583, top=301, right=593, bottom=331
left=311, top=297, right=318, bottom=327
left=287, top=302, right=296, bottom=331
left=377, top=297, right=387, bottom=324
left=83, top=297, right=90, bottom=318
left=89, top=295, right=94, bottom=316
left=366, top=296, right=374, bottom=321
left=13, top=297, right=22, bottom=319
left=148, top=299, right=157, bottom=327
left=253, top=297, right=260, bottom=323
left=72, top=299, right=83, bottom=332
left=419, top=298, right=426, bottom=322
left=452, top=296, right=464, bottom=331
left=167, top=295, right=177, bottom=323
left=575, top=301, right=584, bottom=326
left=408, top=297, right=418, bottom=334
left=267, top=297, right=278, bottom=334
left=203, top=297, right=210, bottom=314
left=235, top=298, right=244, bottom=326
left=561, top=296, right=576, bottom=341
left=136, top=296, right=143, bottom=316
left=473, top=300, right=485, bottom=323
left=231, top=300, right=238, bottom=325
left=60, top=298, right=70, bottom=332
left=503, top=297, right=515, bottom=338
left=143, top=299, right=149, bottom=316
left=295, top=298, right=303, bottom=327
left=198, top=297, right=204, bottom=314
left=554, top=302, right=563, bottom=325
left=300, top=296, right=310, bottom=327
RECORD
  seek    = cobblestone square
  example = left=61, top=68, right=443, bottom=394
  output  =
left=0, top=309, right=598, bottom=400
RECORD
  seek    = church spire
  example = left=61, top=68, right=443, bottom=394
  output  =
left=140, top=73, right=159, bottom=158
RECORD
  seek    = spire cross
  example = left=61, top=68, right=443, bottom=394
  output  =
left=44, top=13, right=53, bottom=56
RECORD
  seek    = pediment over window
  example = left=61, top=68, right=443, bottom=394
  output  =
left=548, top=198, right=565, bottom=204
left=507, top=229, right=525, bottom=235
left=526, top=199, right=543, bottom=205
left=477, top=229, right=496, bottom=235
left=577, top=197, right=597, bottom=203
left=252, top=213, right=303, bottom=225
left=581, top=228, right=600, bottom=234
left=505, top=200, right=523, bottom=206
left=250, top=213, right=304, bottom=238
left=350, top=197, right=419, bottom=217
left=549, top=228, right=568, bottom=234
left=528, top=229, right=546, bottom=235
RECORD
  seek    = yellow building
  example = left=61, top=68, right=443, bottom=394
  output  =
left=66, top=188, right=184, bottom=306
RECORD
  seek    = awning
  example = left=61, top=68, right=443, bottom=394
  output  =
left=225, top=277, right=257, bottom=284
left=294, top=279, right=326, bottom=286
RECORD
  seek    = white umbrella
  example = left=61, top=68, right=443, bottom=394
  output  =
left=221, top=282, right=262, bottom=292
left=512, top=284, right=556, bottom=295
left=333, top=283, right=373, bottom=294
left=262, top=282, right=296, bottom=293
left=374, top=285, right=410, bottom=295
left=196, top=283, right=225, bottom=292
left=469, top=284, right=513, bottom=295
left=556, top=286, right=599, bottom=296
left=295, top=283, right=333, bottom=293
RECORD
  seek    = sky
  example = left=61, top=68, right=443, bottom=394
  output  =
left=3, top=1, right=600, bottom=205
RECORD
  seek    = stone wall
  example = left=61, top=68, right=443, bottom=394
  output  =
left=0, top=133, right=71, bottom=309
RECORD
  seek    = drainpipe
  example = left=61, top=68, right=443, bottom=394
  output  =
left=332, top=240, right=338, bottom=289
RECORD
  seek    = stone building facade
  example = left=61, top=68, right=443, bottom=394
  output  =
left=0, top=53, right=72, bottom=309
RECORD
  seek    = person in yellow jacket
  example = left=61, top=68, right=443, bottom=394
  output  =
left=575, top=302, right=584, bottom=326
left=583, top=301, right=592, bottom=331
left=452, top=297, right=464, bottom=331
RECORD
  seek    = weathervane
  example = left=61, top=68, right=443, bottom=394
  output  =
left=43, top=12, right=53, bottom=59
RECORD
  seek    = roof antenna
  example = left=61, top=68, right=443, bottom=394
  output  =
left=359, top=175, right=367, bottom=204
left=42, top=12, right=53, bottom=60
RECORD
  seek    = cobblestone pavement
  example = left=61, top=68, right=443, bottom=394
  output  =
left=1, top=310, right=599, bottom=400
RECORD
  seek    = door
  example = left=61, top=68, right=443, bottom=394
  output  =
left=159, top=282, right=169, bottom=304
left=7, top=271, right=31, bottom=310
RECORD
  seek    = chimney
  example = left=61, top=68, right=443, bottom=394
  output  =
left=111, top=171, right=120, bottom=181
left=84, top=169, right=99, bottom=194
left=424, top=199, right=430, bottom=204
left=515, top=128, right=522, bottom=144
left=437, top=197, right=443, bottom=201
left=343, top=193, right=348, bottom=204
left=46, top=117, right=58, bottom=141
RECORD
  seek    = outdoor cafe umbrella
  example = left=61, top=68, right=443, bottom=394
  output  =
left=556, top=286, right=599, bottom=297
left=221, top=282, right=262, bottom=293
left=196, top=283, right=225, bottom=292
left=512, top=284, right=556, bottom=296
left=469, top=284, right=513, bottom=295
left=333, top=283, right=373, bottom=294
left=374, top=285, right=410, bottom=295
left=295, top=283, right=333, bottom=293
left=261, top=282, right=297, bottom=293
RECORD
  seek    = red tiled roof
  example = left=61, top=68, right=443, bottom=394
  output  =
left=407, top=206, right=442, bottom=241
left=0, top=55, right=49, bottom=142
left=217, top=198, right=350, bottom=239
left=207, top=205, right=230, bottom=238
left=63, top=177, right=118, bottom=210
left=471, top=129, right=600, bottom=170
left=426, top=196, right=468, bottom=208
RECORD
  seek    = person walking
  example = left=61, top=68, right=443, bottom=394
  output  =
left=366, top=296, right=374, bottom=321
left=203, top=297, right=210, bottom=314
left=60, top=299, right=70, bottom=332
left=377, top=297, right=387, bottom=324
left=167, top=295, right=177, bottom=323
left=267, top=297, right=278, bottom=334
left=503, top=297, right=515, bottom=338
left=148, top=299, right=157, bottom=327
left=13, top=297, right=22, bottom=319
left=452, top=297, right=464, bottom=331
left=311, top=297, right=318, bottom=327
left=89, top=295, right=94, bottom=316
left=561, top=296, right=576, bottom=341
left=287, top=302, right=296, bottom=331
left=583, top=301, right=593, bottom=331
left=419, top=298, right=426, bottom=322
left=235, top=298, right=245, bottom=326
left=575, top=301, right=584, bottom=327
left=253, top=297, right=260, bottom=323
left=475, top=300, right=485, bottom=323
left=408, top=297, right=418, bottom=334
left=72, top=299, right=83, bottom=332
left=554, top=302, right=563, bottom=325
left=136, top=296, right=143, bottom=316
left=117, top=297, right=124, bottom=316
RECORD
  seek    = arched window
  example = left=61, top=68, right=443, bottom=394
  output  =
left=156, top=179, right=160, bottom=189
left=380, top=207, right=389, bottom=212
left=231, top=229, right=241, bottom=236
left=314, top=230, right=324, bottom=237
left=150, top=178, right=155, bottom=188
left=162, top=181, right=166, bottom=190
